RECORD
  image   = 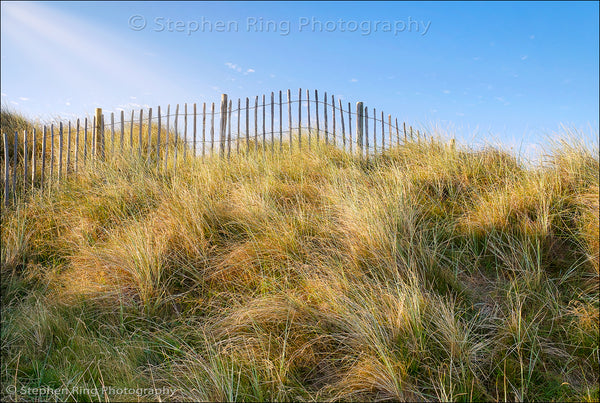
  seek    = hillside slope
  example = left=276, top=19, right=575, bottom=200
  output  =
left=1, top=112, right=598, bottom=401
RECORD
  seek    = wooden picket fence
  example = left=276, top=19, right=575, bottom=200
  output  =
left=1, top=88, right=420, bottom=206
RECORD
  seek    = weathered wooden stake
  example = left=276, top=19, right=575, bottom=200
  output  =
left=202, top=103, right=206, bottom=158
left=356, top=102, right=364, bottom=156
left=298, top=89, right=302, bottom=150
left=246, top=97, right=250, bottom=153
left=227, top=99, right=232, bottom=158
left=95, top=108, right=102, bottom=158
left=323, top=92, right=328, bottom=145
left=12, top=132, right=18, bottom=195
left=165, top=105, right=170, bottom=170
left=348, top=102, right=352, bottom=153
left=307, top=89, right=312, bottom=150
left=67, top=122, right=71, bottom=173
left=339, top=99, right=345, bottom=150
left=58, top=122, right=63, bottom=181
left=42, top=126, right=47, bottom=184
left=32, top=128, right=37, bottom=187
left=23, top=130, right=28, bottom=188
left=287, top=89, right=292, bottom=153
left=4, top=133, right=9, bottom=205
left=315, top=90, right=320, bottom=143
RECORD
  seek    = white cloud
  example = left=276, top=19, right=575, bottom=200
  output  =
left=19, top=97, right=29, bottom=101
left=350, top=78, right=358, bottom=82
left=456, top=112, right=465, bottom=116
left=521, top=55, right=528, bottom=60
left=529, top=35, right=535, bottom=40
left=130, top=96, right=137, bottom=100
left=10, top=101, right=18, bottom=105
left=1, top=93, right=6, bottom=97
left=269, top=74, right=276, bottom=78
left=246, top=68, right=255, bottom=73
left=65, top=101, right=71, bottom=106
left=443, top=90, right=451, bottom=94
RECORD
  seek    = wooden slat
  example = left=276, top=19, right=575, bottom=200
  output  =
left=23, top=130, right=28, bottom=188
left=193, top=103, right=197, bottom=156
left=356, top=102, right=364, bottom=156
left=42, top=126, right=47, bottom=184
left=165, top=105, right=170, bottom=170
left=120, top=110, right=124, bottom=152
left=347, top=102, right=352, bottom=153
left=219, top=98, right=225, bottom=156
left=210, top=102, right=215, bottom=155
left=298, top=88, right=302, bottom=150
left=365, top=107, right=369, bottom=159
left=246, top=97, right=250, bottom=153
left=315, top=90, right=320, bottom=143
left=138, top=109, right=143, bottom=157
left=270, top=92, right=275, bottom=153
left=262, top=94, right=266, bottom=153
left=3, top=133, right=9, bottom=205
left=237, top=99, right=241, bottom=154
left=373, top=108, right=377, bottom=155
left=91, top=117, right=96, bottom=160
left=279, top=91, right=282, bottom=152
left=174, top=104, right=179, bottom=162
left=339, top=99, right=345, bottom=150
left=157, top=106, right=161, bottom=161
left=254, top=95, right=258, bottom=153
left=129, top=110, right=134, bottom=150
left=50, top=124, right=54, bottom=179
left=395, top=118, right=400, bottom=147
left=331, top=94, right=336, bottom=147
left=403, top=121, right=407, bottom=142
left=100, top=114, right=105, bottom=159
left=58, top=122, right=63, bottom=181
left=323, top=91, right=328, bottom=145
left=227, top=99, right=232, bottom=158
left=32, top=128, right=37, bottom=187
left=287, top=89, right=292, bottom=153
left=111, top=112, right=115, bottom=155
left=202, top=103, right=206, bottom=158
left=74, top=120, right=79, bottom=172
left=147, top=107, right=153, bottom=158
left=184, top=103, right=188, bottom=160
left=66, top=122, right=71, bottom=173
left=12, top=132, right=18, bottom=195
left=298, top=88, right=302, bottom=151
left=83, top=118, right=88, bottom=164
left=307, top=89, right=312, bottom=150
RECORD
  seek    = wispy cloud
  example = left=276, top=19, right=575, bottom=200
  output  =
left=350, top=78, right=358, bottom=82
left=19, top=97, right=29, bottom=101
left=1, top=93, right=7, bottom=97
left=225, top=62, right=242, bottom=72
left=443, top=90, right=451, bottom=94
left=520, top=55, right=528, bottom=60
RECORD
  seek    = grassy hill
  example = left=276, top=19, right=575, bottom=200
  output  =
left=1, top=110, right=598, bottom=402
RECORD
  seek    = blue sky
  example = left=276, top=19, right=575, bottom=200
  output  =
left=1, top=1, right=598, bottom=156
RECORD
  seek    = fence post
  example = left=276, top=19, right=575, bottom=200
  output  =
left=356, top=102, right=364, bottom=157
left=95, top=108, right=102, bottom=159
left=3, top=132, right=9, bottom=206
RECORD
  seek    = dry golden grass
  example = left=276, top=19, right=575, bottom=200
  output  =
left=1, top=116, right=598, bottom=401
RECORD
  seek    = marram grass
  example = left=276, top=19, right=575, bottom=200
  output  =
left=1, top=117, right=598, bottom=402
